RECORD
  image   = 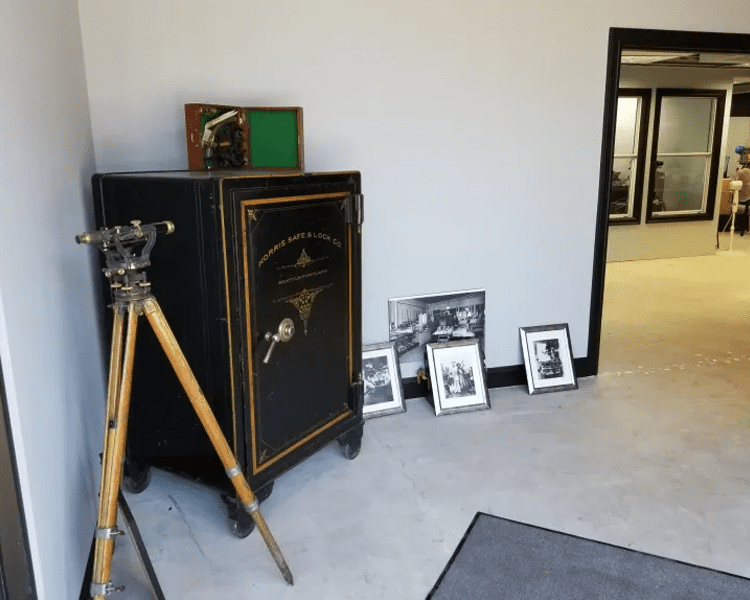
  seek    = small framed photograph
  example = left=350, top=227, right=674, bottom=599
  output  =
left=519, top=324, right=578, bottom=394
left=362, top=343, right=406, bottom=418
left=425, top=339, right=490, bottom=416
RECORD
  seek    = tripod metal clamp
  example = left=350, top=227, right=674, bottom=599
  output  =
left=90, top=581, right=125, bottom=597
left=94, top=527, right=124, bottom=540
left=225, top=464, right=242, bottom=479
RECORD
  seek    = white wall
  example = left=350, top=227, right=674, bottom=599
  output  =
left=76, top=2, right=750, bottom=365
left=0, top=2, right=104, bottom=599
left=607, top=66, right=738, bottom=262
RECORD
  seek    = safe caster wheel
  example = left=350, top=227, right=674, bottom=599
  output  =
left=122, top=458, right=152, bottom=494
left=337, top=422, right=364, bottom=460
left=225, top=481, right=274, bottom=538
left=340, top=442, right=361, bottom=460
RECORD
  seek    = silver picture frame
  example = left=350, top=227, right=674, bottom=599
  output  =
left=362, top=342, right=406, bottom=418
left=425, top=339, right=490, bottom=416
left=519, top=323, right=578, bottom=395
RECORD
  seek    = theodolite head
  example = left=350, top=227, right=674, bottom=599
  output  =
left=76, top=220, right=175, bottom=298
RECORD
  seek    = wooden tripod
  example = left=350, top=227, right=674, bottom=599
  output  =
left=84, top=220, right=293, bottom=598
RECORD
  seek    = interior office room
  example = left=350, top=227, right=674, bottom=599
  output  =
left=3, top=2, right=750, bottom=599
left=600, top=48, right=750, bottom=450
left=607, top=59, right=750, bottom=261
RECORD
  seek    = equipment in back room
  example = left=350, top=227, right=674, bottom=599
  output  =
left=651, top=160, right=666, bottom=212
left=92, top=170, right=364, bottom=538
left=736, top=145, right=750, bottom=168
left=718, top=146, right=750, bottom=252
left=184, top=103, right=304, bottom=171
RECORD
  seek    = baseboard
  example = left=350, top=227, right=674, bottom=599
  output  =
left=403, top=356, right=593, bottom=400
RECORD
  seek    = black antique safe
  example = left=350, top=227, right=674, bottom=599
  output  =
left=92, top=170, right=364, bottom=535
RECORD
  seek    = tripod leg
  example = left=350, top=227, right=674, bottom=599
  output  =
left=142, top=297, right=294, bottom=585
left=91, top=305, right=139, bottom=599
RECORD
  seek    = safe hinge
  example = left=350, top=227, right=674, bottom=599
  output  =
left=345, top=194, right=364, bottom=226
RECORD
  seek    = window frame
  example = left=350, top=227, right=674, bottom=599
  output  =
left=609, top=88, right=651, bottom=225
left=645, top=88, right=727, bottom=223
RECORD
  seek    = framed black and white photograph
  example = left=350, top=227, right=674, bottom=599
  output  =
left=388, top=289, right=485, bottom=378
left=362, top=342, right=406, bottom=418
left=519, top=324, right=578, bottom=395
left=425, top=339, right=489, bottom=416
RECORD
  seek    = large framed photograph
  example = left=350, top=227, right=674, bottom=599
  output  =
left=388, top=289, right=485, bottom=378
left=519, top=324, right=578, bottom=394
left=425, top=339, right=490, bottom=416
left=362, top=343, right=406, bottom=418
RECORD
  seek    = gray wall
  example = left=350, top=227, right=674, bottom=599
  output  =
left=76, top=1, right=750, bottom=367
left=0, top=1, right=103, bottom=599
left=608, top=66, right=738, bottom=262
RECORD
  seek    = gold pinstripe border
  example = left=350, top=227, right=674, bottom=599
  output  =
left=239, top=191, right=352, bottom=473
left=218, top=183, right=238, bottom=455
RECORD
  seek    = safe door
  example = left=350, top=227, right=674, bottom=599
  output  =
left=231, top=190, right=362, bottom=483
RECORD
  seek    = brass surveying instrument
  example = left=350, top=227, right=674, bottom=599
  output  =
left=77, top=219, right=293, bottom=599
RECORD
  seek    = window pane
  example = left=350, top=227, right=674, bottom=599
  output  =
left=653, top=155, right=709, bottom=213
left=657, top=96, right=715, bottom=154
left=614, top=97, right=640, bottom=154
left=611, top=157, right=635, bottom=216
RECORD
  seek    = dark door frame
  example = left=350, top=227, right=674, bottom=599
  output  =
left=0, top=358, right=37, bottom=599
left=586, top=27, right=750, bottom=376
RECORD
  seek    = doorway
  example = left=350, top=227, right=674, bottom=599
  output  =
left=588, top=28, right=750, bottom=374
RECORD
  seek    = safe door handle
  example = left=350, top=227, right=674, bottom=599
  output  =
left=262, top=318, right=295, bottom=364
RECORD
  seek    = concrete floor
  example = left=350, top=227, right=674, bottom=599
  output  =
left=113, top=232, right=750, bottom=599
